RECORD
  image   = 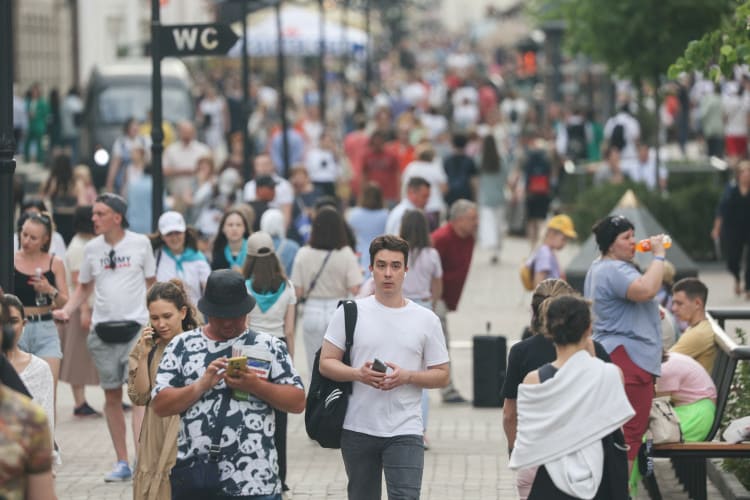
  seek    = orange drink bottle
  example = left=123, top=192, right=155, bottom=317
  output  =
left=635, top=235, right=672, bottom=252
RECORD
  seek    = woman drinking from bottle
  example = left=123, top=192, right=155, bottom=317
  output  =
left=583, top=214, right=667, bottom=476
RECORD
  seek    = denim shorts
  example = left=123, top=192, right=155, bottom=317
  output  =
left=87, top=329, right=139, bottom=390
left=18, top=319, right=63, bottom=359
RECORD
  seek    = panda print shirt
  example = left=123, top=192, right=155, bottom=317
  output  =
left=153, top=327, right=303, bottom=496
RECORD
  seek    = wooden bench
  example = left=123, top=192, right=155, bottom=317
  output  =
left=645, top=308, right=750, bottom=500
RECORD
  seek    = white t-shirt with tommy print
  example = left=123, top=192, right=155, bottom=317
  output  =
left=78, top=230, right=156, bottom=326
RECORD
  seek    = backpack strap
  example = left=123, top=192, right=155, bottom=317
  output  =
left=340, top=299, right=357, bottom=367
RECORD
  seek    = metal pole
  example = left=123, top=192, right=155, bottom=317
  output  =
left=275, top=0, right=290, bottom=175
left=0, top=0, right=16, bottom=292
left=318, top=0, right=326, bottom=124
left=364, top=0, right=371, bottom=97
left=150, top=0, right=164, bottom=231
left=341, top=0, right=349, bottom=126
left=242, top=0, right=252, bottom=182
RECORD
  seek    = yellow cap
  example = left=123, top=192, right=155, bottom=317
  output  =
left=547, top=214, right=578, bottom=239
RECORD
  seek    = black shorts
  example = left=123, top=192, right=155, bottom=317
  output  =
left=525, top=194, right=551, bottom=220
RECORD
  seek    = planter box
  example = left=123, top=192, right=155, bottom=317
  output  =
left=708, top=459, right=750, bottom=500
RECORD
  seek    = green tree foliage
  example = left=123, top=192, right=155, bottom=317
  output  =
left=670, top=1, right=750, bottom=79
left=535, top=0, right=732, bottom=83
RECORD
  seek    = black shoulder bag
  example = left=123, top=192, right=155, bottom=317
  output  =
left=170, top=389, right=231, bottom=499
left=300, top=250, right=333, bottom=303
left=305, top=300, right=357, bottom=449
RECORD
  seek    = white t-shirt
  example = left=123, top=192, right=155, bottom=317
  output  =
left=247, top=280, right=297, bottom=338
left=20, top=354, right=55, bottom=446
left=305, top=148, right=341, bottom=183
left=79, top=231, right=156, bottom=326
left=163, top=140, right=211, bottom=173
left=604, top=112, right=641, bottom=161
left=385, top=199, right=417, bottom=236
left=723, top=92, right=750, bottom=136
left=243, top=175, right=294, bottom=207
left=154, top=249, right=211, bottom=307
left=402, top=248, right=443, bottom=300
left=401, top=161, right=447, bottom=212
left=323, top=295, right=450, bottom=437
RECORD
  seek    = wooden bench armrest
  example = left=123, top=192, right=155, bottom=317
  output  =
left=653, top=442, right=750, bottom=452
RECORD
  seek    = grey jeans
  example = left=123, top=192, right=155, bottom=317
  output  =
left=340, top=430, right=424, bottom=500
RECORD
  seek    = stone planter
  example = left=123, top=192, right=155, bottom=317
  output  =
left=708, top=459, right=750, bottom=500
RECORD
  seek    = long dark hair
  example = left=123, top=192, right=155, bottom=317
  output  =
left=43, top=153, right=75, bottom=198
left=146, top=279, right=200, bottom=332
left=309, top=207, right=348, bottom=250
left=211, top=209, right=250, bottom=263
left=243, top=254, right=286, bottom=294
left=479, top=135, right=501, bottom=173
left=399, top=210, right=431, bottom=262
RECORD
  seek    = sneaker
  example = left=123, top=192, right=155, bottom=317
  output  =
left=73, top=402, right=102, bottom=418
left=104, top=461, right=132, bottom=482
left=441, top=390, right=468, bottom=404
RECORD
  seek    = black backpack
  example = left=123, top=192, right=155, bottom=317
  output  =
left=305, top=300, right=357, bottom=449
left=610, top=122, right=626, bottom=151
left=566, top=122, right=587, bottom=161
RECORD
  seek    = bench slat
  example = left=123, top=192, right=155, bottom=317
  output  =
left=653, top=443, right=750, bottom=452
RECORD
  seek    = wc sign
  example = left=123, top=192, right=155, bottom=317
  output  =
left=159, top=23, right=240, bottom=57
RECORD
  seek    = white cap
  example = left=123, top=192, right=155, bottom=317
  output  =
left=158, top=211, right=186, bottom=235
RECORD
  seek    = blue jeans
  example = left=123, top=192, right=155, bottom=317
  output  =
left=340, top=430, right=423, bottom=500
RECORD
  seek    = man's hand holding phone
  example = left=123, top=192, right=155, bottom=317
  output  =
left=224, top=356, right=263, bottom=394
left=358, top=359, right=387, bottom=389
left=380, top=361, right=411, bottom=391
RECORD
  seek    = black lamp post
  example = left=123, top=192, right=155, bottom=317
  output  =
left=150, top=0, right=164, bottom=232
left=241, top=0, right=253, bottom=182
left=1, top=0, right=17, bottom=292
left=275, top=0, right=290, bottom=175
left=318, top=0, right=326, bottom=124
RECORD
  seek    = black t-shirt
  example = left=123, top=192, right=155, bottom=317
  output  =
left=443, top=153, right=478, bottom=206
left=501, top=334, right=611, bottom=400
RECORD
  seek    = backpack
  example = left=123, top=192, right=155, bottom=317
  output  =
left=305, top=300, right=357, bottom=449
left=519, top=260, right=534, bottom=291
left=566, top=122, right=587, bottom=161
left=610, top=122, right=626, bottom=151
left=524, top=149, right=551, bottom=197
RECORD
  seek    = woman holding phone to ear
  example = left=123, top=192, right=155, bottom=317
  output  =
left=128, top=280, right=200, bottom=500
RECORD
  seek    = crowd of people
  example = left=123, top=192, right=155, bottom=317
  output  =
left=4, top=44, right=750, bottom=500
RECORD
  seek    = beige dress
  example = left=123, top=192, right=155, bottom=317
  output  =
left=128, top=338, right=179, bottom=500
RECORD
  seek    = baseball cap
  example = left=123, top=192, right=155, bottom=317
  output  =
left=158, top=211, right=186, bottom=235
left=547, top=214, right=578, bottom=239
left=246, top=231, right=275, bottom=257
left=255, top=175, right=276, bottom=189
left=96, top=193, right=130, bottom=229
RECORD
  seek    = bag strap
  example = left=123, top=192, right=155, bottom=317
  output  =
left=304, top=250, right=333, bottom=301
left=341, top=299, right=357, bottom=366
left=208, top=389, right=231, bottom=462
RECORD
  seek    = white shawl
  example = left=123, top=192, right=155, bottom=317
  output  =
left=509, top=350, right=634, bottom=499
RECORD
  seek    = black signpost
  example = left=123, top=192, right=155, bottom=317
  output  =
left=150, top=0, right=240, bottom=231
left=0, top=0, right=15, bottom=293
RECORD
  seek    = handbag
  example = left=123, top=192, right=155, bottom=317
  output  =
left=305, top=300, right=356, bottom=449
left=94, top=320, right=141, bottom=344
left=645, top=396, right=683, bottom=444
left=170, top=389, right=231, bottom=500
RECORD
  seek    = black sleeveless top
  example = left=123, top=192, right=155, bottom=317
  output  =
left=14, top=256, right=57, bottom=307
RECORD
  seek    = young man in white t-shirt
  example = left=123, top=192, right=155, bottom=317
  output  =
left=320, top=235, right=450, bottom=499
left=54, top=193, right=156, bottom=482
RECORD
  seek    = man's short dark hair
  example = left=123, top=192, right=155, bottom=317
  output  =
left=369, top=235, right=409, bottom=268
left=451, top=133, right=468, bottom=149
left=406, top=176, right=430, bottom=191
left=673, top=277, right=708, bottom=306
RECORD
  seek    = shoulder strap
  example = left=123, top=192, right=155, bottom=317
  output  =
left=208, top=389, right=231, bottom=462
left=341, top=299, right=357, bottom=366
left=304, top=250, right=333, bottom=300
left=49, top=253, right=55, bottom=270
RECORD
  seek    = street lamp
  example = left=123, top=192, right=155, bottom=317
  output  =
left=1, top=0, right=17, bottom=292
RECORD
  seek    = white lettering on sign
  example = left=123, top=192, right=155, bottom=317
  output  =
left=200, top=27, right=218, bottom=50
left=172, top=28, right=199, bottom=51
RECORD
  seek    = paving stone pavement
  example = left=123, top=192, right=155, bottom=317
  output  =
left=52, top=233, right=746, bottom=499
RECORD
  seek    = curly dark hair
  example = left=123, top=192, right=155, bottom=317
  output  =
left=146, top=279, right=201, bottom=332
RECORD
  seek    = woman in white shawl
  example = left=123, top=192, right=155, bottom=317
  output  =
left=509, top=295, right=634, bottom=499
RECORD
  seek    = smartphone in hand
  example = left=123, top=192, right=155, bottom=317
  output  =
left=372, top=358, right=387, bottom=373
left=227, top=356, right=248, bottom=377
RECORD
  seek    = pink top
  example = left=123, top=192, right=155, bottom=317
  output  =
left=656, top=352, right=717, bottom=406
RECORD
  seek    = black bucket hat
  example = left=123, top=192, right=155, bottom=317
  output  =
left=197, top=269, right=256, bottom=318
left=592, top=214, right=634, bottom=254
